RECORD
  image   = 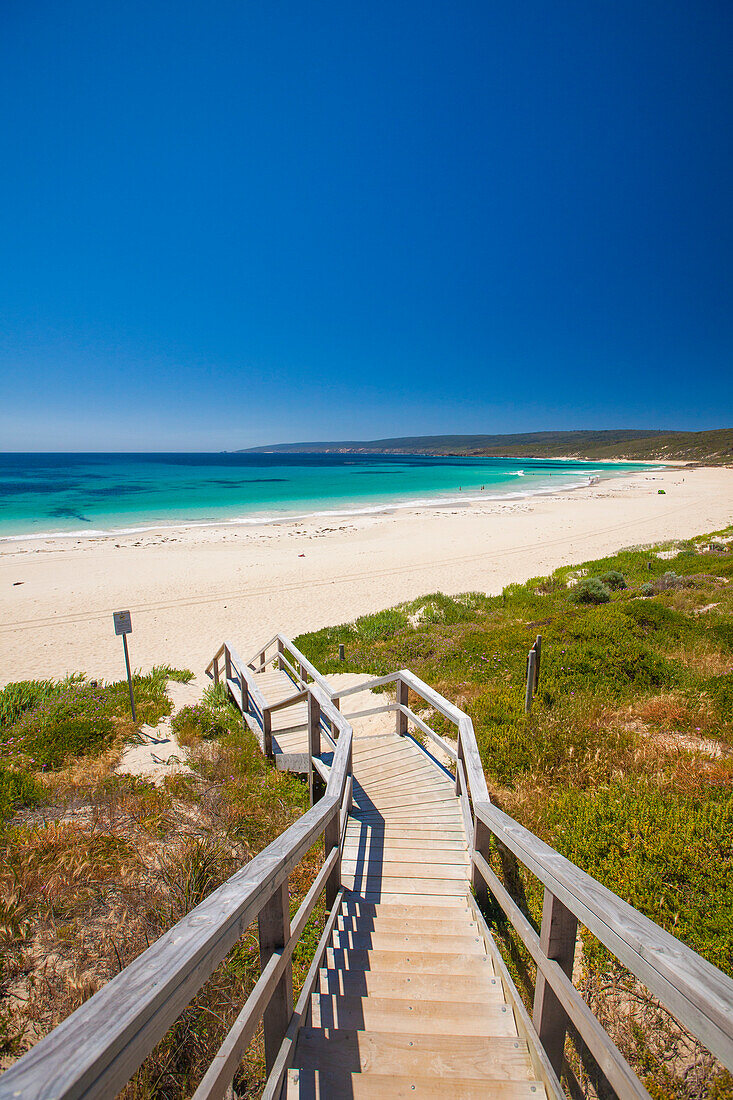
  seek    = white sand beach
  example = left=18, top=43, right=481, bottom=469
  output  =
left=1, top=465, right=731, bottom=685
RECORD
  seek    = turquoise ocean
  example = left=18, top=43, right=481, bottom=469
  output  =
left=0, top=453, right=656, bottom=540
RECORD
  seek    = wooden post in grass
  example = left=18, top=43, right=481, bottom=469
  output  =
left=534, top=634, right=542, bottom=691
left=525, top=648, right=537, bottom=714
left=258, top=879, right=292, bottom=1075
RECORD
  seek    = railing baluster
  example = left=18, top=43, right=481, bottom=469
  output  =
left=308, top=692, right=323, bottom=806
left=258, top=880, right=293, bottom=1075
left=213, top=654, right=220, bottom=685
left=472, top=815, right=491, bottom=910
left=263, top=707, right=273, bottom=758
left=324, top=808, right=341, bottom=910
left=533, top=888, right=578, bottom=1077
left=396, top=675, right=408, bottom=735
left=277, top=638, right=285, bottom=672
left=224, top=646, right=232, bottom=684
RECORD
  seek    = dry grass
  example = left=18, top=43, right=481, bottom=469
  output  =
left=0, top=691, right=315, bottom=1096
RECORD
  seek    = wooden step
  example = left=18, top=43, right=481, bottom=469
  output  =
left=286, top=1068, right=546, bottom=1098
left=310, top=993, right=517, bottom=1036
left=292, top=1028, right=536, bottom=1079
left=353, top=783, right=452, bottom=805
left=353, top=761, right=442, bottom=783
left=318, top=966, right=502, bottom=1004
left=340, top=879, right=468, bottom=901
left=325, top=948, right=491, bottom=975
left=347, top=805, right=462, bottom=822
left=337, top=913, right=474, bottom=935
left=330, top=930, right=485, bottom=954
left=341, top=859, right=468, bottom=881
left=341, top=840, right=469, bottom=858
left=345, top=825, right=467, bottom=842
left=340, top=898, right=471, bottom=920
left=353, top=792, right=458, bottom=812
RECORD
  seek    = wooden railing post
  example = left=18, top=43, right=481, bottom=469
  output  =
left=396, top=675, right=408, bottom=735
left=258, top=879, right=292, bottom=1075
left=472, top=815, right=491, bottom=910
left=240, top=671, right=249, bottom=719
left=263, top=708, right=273, bottom=758
left=213, top=654, right=220, bottom=686
left=308, top=692, right=323, bottom=806
left=259, top=648, right=266, bottom=671
left=533, top=888, right=578, bottom=1077
left=324, top=808, right=341, bottom=910
left=224, top=646, right=232, bottom=684
left=456, top=735, right=464, bottom=796
left=277, top=638, right=285, bottom=671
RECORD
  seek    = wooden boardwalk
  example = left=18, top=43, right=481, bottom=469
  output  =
left=255, top=672, right=546, bottom=1098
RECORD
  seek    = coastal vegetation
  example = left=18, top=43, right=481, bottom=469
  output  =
left=295, top=528, right=733, bottom=1097
left=243, top=426, right=733, bottom=463
left=0, top=672, right=319, bottom=1096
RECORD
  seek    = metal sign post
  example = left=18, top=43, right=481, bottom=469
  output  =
left=113, top=610, right=136, bottom=722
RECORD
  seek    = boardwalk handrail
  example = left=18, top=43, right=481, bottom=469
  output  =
left=0, top=647, right=352, bottom=1100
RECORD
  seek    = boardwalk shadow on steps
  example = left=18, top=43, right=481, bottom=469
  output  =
left=344, top=781, right=385, bottom=900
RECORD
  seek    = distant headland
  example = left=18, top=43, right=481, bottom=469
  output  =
left=239, top=427, right=733, bottom=463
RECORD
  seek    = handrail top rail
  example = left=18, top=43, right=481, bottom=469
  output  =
left=222, top=643, right=269, bottom=712
left=274, top=633, right=332, bottom=694
left=474, top=798, right=733, bottom=1054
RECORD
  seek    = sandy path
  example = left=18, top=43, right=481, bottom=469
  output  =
left=1, top=466, right=731, bottom=685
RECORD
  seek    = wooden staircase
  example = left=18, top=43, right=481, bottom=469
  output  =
left=277, top=717, right=547, bottom=1097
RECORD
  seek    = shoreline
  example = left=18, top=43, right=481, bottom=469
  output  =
left=1, top=464, right=731, bottom=685
left=0, top=473, right=625, bottom=543
left=0, top=459, right=663, bottom=544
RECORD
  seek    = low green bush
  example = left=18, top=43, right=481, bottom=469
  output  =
left=0, top=766, right=44, bottom=823
left=171, top=704, right=229, bottom=741
left=571, top=576, right=611, bottom=604
left=600, top=570, right=627, bottom=590
left=640, top=582, right=655, bottom=597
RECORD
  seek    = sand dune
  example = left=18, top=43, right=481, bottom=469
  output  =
left=1, top=465, right=731, bottom=685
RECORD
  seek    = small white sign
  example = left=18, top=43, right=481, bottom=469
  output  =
left=113, top=610, right=132, bottom=636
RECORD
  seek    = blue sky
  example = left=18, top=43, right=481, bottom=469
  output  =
left=1, top=1, right=731, bottom=450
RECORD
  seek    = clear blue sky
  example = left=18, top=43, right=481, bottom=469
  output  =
left=1, top=1, right=731, bottom=450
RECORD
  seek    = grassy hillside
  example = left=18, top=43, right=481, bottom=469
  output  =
left=241, top=427, right=733, bottom=463
left=295, top=530, right=733, bottom=1097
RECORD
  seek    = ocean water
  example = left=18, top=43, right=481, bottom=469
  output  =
left=0, top=453, right=656, bottom=539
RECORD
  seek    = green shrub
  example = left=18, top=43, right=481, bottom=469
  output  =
left=640, top=583, right=655, bottom=597
left=156, top=666, right=194, bottom=683
left=600, top=570, right=627, bottom=590
left=0, top=680, right=60, bottom=730
left=543, top=781, right=733, bottom=972
left=571, top=577, right=611, bottom=604
left=171, top=704, right=229, bottom=741
left=0, top=766, right=44, bottom=823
